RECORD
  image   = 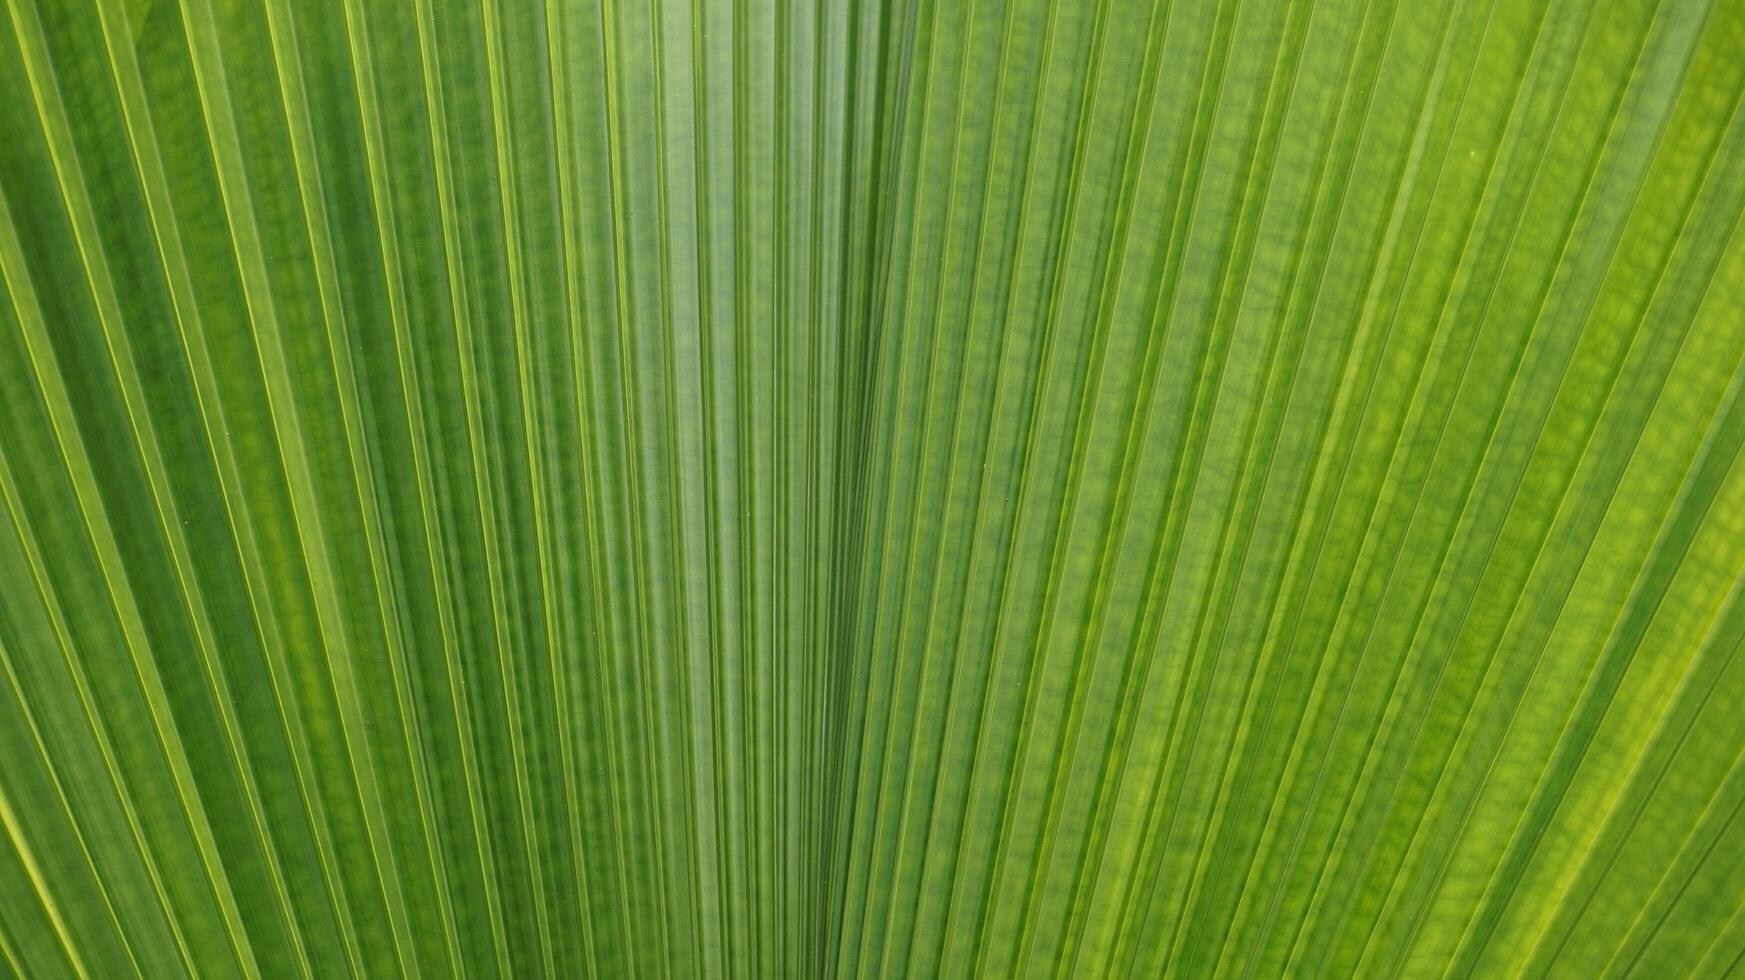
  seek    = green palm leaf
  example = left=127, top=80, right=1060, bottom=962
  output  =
left=2, top=0, right=1743, bottom=975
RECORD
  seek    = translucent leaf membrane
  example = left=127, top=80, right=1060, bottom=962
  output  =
left=1, top=0, right=1742, bottom=976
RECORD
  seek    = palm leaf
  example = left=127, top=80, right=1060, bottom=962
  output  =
left=2, top=0, right=1743, bottom=975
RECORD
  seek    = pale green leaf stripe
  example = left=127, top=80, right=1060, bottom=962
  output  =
left=2, top=0, right=1743, bottom=977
